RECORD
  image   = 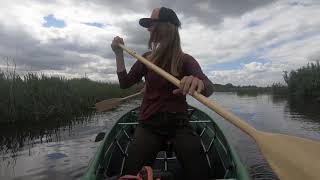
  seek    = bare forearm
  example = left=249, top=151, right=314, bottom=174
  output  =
left=116, top=53, right=125, bottom=72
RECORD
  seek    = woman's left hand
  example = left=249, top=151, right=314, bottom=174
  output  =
left=172, top=75, right=204, bottom=96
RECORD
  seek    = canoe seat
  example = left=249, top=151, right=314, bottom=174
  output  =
left=159, top=140, right=174, bottom=158
left=153, top=140, right=181, bottom=180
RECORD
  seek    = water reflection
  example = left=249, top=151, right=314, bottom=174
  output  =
left=0, top=100, right=141, bottom=180
left=269, top=94, right=288, bottom=104
left=236, top=91, right=261, bottom=97
left=0, top=114, right=94, bottom=156
left=287, top=97, right=320, bottom=123
left=1, top=94, right=319, bottom=180
left=270, top=95, right=320, bottom=121
left=188, top=92, right=320, bottom=180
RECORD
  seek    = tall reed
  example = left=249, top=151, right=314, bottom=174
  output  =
left=0, top=70, right=143, bottom=123
left=283, top=61, right=320, bottom=98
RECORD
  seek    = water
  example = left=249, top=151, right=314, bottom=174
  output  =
left=0, top=100, right=141, bottom=180
left=187, top=92, right=320, bottom=179
left=1, top=93, right=320, bottom=180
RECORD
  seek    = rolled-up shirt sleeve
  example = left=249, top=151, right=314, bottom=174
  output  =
left=183, top=54, right=214, bottom=97
left=117, top=60, right=146, bottom=89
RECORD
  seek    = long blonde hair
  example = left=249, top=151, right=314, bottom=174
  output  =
left=147, top=22, right=183, bottom=76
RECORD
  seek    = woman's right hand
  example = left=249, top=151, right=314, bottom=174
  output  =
left=111, top=36, right=124, bottom=55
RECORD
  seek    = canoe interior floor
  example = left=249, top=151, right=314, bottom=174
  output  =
left=102, top=126, right=232, bottom=180
left=100, top=107, right=239, bottom=180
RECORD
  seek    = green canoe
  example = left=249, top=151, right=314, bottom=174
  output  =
left=81, top=106, right=251, bottom=180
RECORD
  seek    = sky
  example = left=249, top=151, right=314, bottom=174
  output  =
left=0, top=0, right=319, bottom=86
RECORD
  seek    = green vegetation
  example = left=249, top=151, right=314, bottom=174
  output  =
left=283, top=61, right=320, bottom=98
left=271, top=82, right=288, bottom=95
left=213, top=61, right=320, bottom=99
left=1, top=61, right=318, bottom=124
left=0, top=70, right=143, bottom=123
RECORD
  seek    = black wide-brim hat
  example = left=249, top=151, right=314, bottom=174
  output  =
left=139, top=7, right=181, bottom=28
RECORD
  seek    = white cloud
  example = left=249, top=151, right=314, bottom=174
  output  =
left=0, top=0, right=125, bottom=81
left=208, top=61, right=288, bottom=86
left=180, top=0, right=320, bottom=85
left=0, top=0, right=319, bottom=86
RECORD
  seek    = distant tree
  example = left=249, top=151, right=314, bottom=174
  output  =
left=225, top=83, right=234, bottom=88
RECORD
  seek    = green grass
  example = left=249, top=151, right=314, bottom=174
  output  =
left=0, top=70, right=143, bottom=123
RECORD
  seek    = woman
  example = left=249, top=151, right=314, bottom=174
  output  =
left=111, top=7, right=214, bottom=180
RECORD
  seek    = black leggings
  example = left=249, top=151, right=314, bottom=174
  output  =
left=122, top=112, right=210, bottom=180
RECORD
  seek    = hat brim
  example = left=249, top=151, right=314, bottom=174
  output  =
left=139, top=18, right=153, bottom=28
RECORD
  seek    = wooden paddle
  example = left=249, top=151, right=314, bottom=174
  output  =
left=95, top=91, right=142, bottom=112
left=118, top=44, right=320, bottom=180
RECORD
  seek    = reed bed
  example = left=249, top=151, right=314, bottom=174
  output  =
left=283, top=61, right=320, bottom=98
left=0, top=70, right=143, bottom=123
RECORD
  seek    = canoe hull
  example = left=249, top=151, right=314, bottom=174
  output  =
left=81, top=106, right=251, bottom=180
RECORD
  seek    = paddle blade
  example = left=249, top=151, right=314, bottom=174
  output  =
left=95, top=98, right=122, bottom=112
left=256, top=132, right=320, bottom=180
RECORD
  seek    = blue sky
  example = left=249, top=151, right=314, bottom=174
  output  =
left=82, top=22, right=107, bottom=28
left=43, top=14, right=66, bottom=28
left=43, top=14, right=108, bottom=29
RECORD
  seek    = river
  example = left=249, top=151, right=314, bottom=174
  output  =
left=1, top=92, right=320, bottom=180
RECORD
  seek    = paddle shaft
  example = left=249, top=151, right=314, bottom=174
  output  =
left=95, top=90, right=142, bottom=112
left=118, top=44, right=258, bottom=138
left=121, top=91, right=142, bottom=101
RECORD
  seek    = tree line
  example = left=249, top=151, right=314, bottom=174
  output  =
left=213, top=61, right=320, bottom=100
left=1, top=60, right=319, bottom=123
